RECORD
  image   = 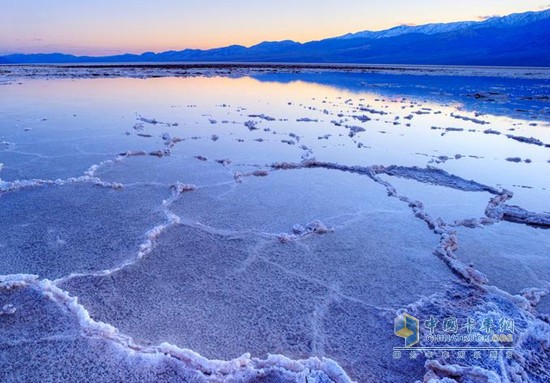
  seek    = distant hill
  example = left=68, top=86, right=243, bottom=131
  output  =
left=1, top=9, right=549, bottom=66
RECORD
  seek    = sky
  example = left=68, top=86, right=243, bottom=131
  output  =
left=1, top=0, right=548, bottom=56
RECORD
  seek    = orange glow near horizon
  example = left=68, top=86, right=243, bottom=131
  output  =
left=2, top=0, right=547, bottom=55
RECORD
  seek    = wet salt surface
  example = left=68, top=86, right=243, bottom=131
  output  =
left=1, top=68, right=549, bottom=382
left=456, top=223, right=550, bottom=299
left=61, top=169, right=456, bottom=382
left=0, top=287, right=204, bottom=383
left=376, top=174, right=494, bottom=224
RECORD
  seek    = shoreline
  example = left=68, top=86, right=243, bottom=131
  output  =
left=2, top=63, right=550, bottom=80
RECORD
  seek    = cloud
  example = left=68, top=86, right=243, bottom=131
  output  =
left=477, top=15, right=499, bottom=21
left=13, top=38, right=44, bottom=43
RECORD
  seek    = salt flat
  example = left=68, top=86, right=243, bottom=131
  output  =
left=1, top=66, right=548, bottom=382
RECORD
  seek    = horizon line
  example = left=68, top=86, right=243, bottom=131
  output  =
left=2, top=7, right=547, bottom=58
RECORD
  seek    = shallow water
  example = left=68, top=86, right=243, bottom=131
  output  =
left=1, top=68, right=549, bottom=382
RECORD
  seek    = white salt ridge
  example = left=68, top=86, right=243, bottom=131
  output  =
left=244, top=120, right=258, bottom=131
left=424, top=360, right=501, bottom=383
left=85, top=157, right=120, bottom=178
left=1, top=144, right=195, bottom=196
left=248, top=114, right=276, bottom=121
left=345, top=125, right=366, bottom=137
left=371, top=169, right=550, bottom=381
left=54, top=190, right=182, bottom=285
left=120, top=150, right=147, bottom=157
left=216, top=158, right=232, bottom=167
left=0, top=303, right=16, bottom=315
left=172, top=182, right=198, bottom=194
left=136, top=115, right=172, bottom=127
left=358, top=107, right=387, bottom=116
left=506, top=156, right=523, bottom=163
left=485, top=191, right=550, bottom=227
left=496, top=204, right=550, bottom=227
left=450, top=112, right=490, bottom=125
left=374, top=171, right=550, bottom=292
left=0, top=175, right=123, bottom=194
left=373, top=173, right=494, bottom=285
left=273, top=161, right=489, bottom=284
left=149, top=149, right=167, bottom=157
left=278, top=220, right=334, bottom=243
left=383, top=165, right=501, bottom=194
left=251, top=170, right=269, bottom=177
left=506, top=134, right=549, bottom=147
left=484, top=128, right=501, bottom=135
left=521, top=284, right=550, bottom=308
left=0, top=274, right=353, bottom=383
left=271, top=159, right=500, bottom=194
left=270, top=159, right=548, bottom=287
left=351, top=115, right=371, bottom=122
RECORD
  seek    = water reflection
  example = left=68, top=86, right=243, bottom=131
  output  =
left=1, top=74, right=548, bottom=212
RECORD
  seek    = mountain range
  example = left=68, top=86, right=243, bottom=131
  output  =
left=1, top=9, right=549, bottom=66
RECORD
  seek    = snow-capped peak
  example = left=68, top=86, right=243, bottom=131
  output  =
left=338, top=9, right=550, bottom=40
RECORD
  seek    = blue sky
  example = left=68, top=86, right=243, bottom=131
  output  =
left=1, top=0, right=548, bottom=55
